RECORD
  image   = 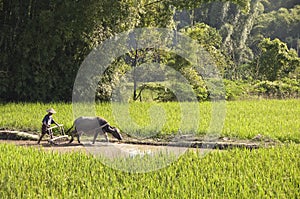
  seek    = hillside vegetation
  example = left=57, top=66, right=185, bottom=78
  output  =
left=0, top=0, right=299, bottom=102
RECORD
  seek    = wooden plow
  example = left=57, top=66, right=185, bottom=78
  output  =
left=48, top=124, right=69, bottom=145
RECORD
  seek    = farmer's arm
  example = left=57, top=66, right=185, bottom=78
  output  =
left=51, top=118, right=60, bottom=126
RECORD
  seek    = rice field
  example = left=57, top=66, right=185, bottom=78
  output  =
left=0, top=143, right=299, bottom=198
left=0, top=100, right=299, bottom=198
left=1, top=99, right=299, bottom=142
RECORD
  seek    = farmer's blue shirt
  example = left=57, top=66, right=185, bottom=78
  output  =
left=42, top=114, right=56, bottom=126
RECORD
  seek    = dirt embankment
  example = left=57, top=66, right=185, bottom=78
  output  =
left=0, top=130, right=278, bottom=153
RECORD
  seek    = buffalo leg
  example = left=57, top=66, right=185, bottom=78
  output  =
left=77, top=133, right=81, bottom=143
left=104, top=132, right=109, bottom=142
left=69, top=130, right=77, bottom=143
left=92, top=131, right=99, bottom=144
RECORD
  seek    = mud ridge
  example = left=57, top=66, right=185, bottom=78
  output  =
left=0, top=130, right=278, bottom=150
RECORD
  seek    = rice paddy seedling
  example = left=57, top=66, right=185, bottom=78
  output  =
left=0, top=99, right=299, bottom=142
left=0, top=100, right=299, bottom=198
left=0, top=143, right=299, bottom=198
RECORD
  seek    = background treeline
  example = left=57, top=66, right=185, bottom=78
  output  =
left=0, top=0, right=299, bottom=102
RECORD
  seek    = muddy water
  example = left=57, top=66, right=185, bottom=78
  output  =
left=0, top=140, right=215, bottom=156
left=83, top=142, right=213, bottom=159
left=82, top=142, right=215, bottom=173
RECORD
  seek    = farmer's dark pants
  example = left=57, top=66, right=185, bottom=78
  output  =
left=37, top=124, right=53, bottom=144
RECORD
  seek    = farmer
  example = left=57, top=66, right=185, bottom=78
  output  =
left=37, top=108, right=60, bottom=144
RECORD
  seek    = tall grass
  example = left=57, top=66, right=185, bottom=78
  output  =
left=0, top=99, right=299, bottom=142
left=0, top=143, right=299, bottom=198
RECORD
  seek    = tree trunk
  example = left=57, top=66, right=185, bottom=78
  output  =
left=133, top=49, right=138, bottom=101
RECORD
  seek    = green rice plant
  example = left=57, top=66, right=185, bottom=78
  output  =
left=0, top=99, right=299, bottom=142
left=0, top=143, right=299, bottom=198
left=0, top=102, right=74, bottom=133
left=223, top=99, right=300, bottom=142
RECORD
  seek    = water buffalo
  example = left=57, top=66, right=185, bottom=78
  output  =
left=65, top=116, right=122, bottom=144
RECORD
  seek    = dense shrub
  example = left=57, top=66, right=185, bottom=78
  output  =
left=222, top=78, right=300, bottom=100
left=253, top=78, right=300, bottom=99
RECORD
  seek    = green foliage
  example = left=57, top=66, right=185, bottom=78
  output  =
left=250, top=4, right=300, bottom=56
left=0, top=0, right=176, bottom=102
left=223, top=79, right=251, bottom=100
left=262, top=0, right=299, bottom=12
left=181, top=23, right=222, bottom=48
left=253, top=79, right=300, bottom=99
left=251, top=38, right=300, bottom=81
left=180, top=23, right=229, bottom=74
left=170, top=0, right=250, bottom=12
left=175, top=0, right=300, bottom=80
left=0, top=0, right=299, bottom=102
left=180, top=67, right=209, bottom=101
left=180, top=0, right=261, bottom=70
left=223, top=79, right=300, bottom=100
left=0, top=143, right=299, bottom=198
left=0, top=0, right=105, bottom=101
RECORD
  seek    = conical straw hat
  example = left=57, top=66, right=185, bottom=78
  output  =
left=46, top=108, right=56, bottom=114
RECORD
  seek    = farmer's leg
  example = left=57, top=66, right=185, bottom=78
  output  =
left=48, top=129, right=53, bottom=139
left=47, top=129, right=56, bottom=145
left=37, top=133, right=45, bottom=144
left=38, top=125, right=47, bottom=144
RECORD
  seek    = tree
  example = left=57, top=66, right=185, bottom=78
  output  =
left=252, top=38, right=300, bottom=81
left=261, top=0, right=299, bottom=12
left=114, top=0, right=251, bottom=101
left=180, top=23, right=229, bottom=74
left=173, top=0, right=260, bottom=79
left=0, top=0, right=251, bottom=102
left=250, top=5, right=300, bottom=56
left=0, top=0, right=104, bottom=101
left=0, top=0, right=142, bottom=101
